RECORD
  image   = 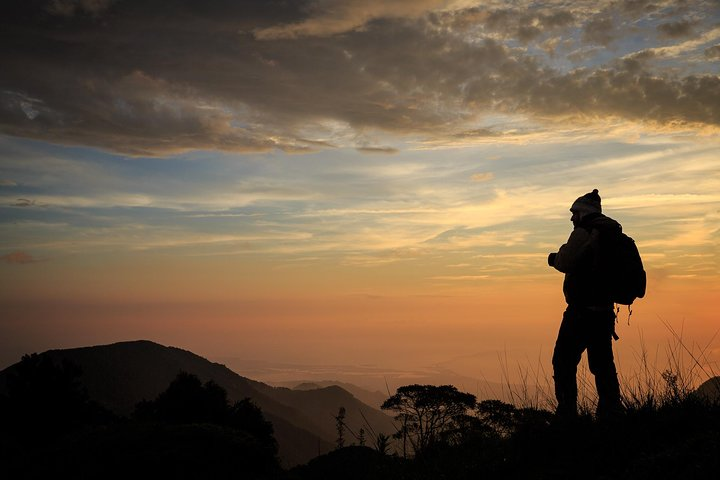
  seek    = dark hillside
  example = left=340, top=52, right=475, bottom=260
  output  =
left=695, top=376, right=720, bottom=402
left=0, top=340, right=393, bottom=466
left=38, top=340, right=257, bottom=414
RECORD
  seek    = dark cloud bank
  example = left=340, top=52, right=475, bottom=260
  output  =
left=1, top=0, right=718, bottom=156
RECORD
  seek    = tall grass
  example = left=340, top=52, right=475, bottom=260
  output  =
left=493, top=319, right=719, bottom=415
left=620, top=318, right=718, bottom=411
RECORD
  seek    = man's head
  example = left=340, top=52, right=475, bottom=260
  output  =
left=570, top=189, right=601, bottom=224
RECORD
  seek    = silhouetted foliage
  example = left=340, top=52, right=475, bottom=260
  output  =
left=334, top=406, right=346, bottom=449
left=0, top=353, right=114, bottom=438
left=475, top=399, right=554, bottom=438
left=0, top=353, right=117, bottom=479
left=374, top=432, right=392, bottom=455
left=228, top=397, right=277, bottom=449
left=20, top=422, right=282, bottom=480
left=296, top=390, right=720, bottom=480
left=289, top=446, right=406, bottom=480
left=134, top=371, right=229, bottom=424
left=134, top=371, right=279, bottom=460
left=0, top=366, right=280, bottom=479
left=381, top=384, right=476, bottom=456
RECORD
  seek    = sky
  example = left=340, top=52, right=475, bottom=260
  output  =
left=1, top=0, right=719, bottom=392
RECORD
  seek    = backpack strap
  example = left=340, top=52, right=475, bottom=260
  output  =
left=613, top=305, right=620, bottom=341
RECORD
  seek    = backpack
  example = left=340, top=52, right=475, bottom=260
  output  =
left=596, top=229, right=646, bottom=305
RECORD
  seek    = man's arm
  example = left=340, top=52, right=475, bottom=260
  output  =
left=548, top=227, right=594, bottom=273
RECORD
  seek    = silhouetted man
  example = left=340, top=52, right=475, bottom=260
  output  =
left=548, top=189, right=623, bottom=418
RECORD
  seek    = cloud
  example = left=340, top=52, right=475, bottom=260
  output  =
left=517, top=67, right=720, bottom=128
left=12, top=198, right=37, bottom=207
left=453, top=128, right=501, bottom=139
left=645, top=26, right=720, bottom=59
left=0, top=134, right=715, bottom=275
left=0, top=179, right=17, bottom=186
left=620, top=0, right=659, bottom=15
left=253, top=0, right=453, bottom=39
left=429, top=275, right=489, bottom=281
left=1, top=251, right=36, bottom=265
left=46, top=0, right=114, bottom=17
left=2, top=91, right=47, bottom=121
left=566, top=46, right=604, bottom=63
left=472, top=7, right=575, bottom=43
left=0, top=0, right=718, bottom=156
left=657, top=19, right=698, bottom=38
left=356, top=146, right=400, bottom=155
left=706, top=45, right=720, bottom=59
left=582, top=17, right=616, bottom=45
left=471, top=172, right=494, bottom=182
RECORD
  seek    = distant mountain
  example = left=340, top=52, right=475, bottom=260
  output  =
left=0, top=340, right=395, bottom=467
left=695, top=376, right=720, bottom=402
left=290, top=381, right=389, bottom=409
left=221, top=356, right=536, bottom=404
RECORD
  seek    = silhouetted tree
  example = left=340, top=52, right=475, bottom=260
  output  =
left=335, top=406, right=346, bottom=449
left=134, top=372, right=278, bottom=459
left=227, top=397, right=278, bottom=457
left=374, top=432, right=392, bottom=455
left=475, top=400, right=553, bottom=440
left=475, top=399, right=518, bottom=438
left=381, top=384, right=476, bottom=456
left=134, top=371, right=228, bottom=424
left=0, top=353, right=113, bottom=437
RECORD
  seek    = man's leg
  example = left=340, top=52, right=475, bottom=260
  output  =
left=587, top=309, right=622, bottom=417
left=552, top=307, right=586, bottom=417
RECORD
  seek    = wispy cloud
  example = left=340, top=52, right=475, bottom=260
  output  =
left=253, top=0, right=455, bottom=39
left=429, top=275, right=490, bottom=281
left=356, top=146, right=400, bottom=155
left=471, top=172, right=494, bottom=182
left=2, top=136, right=715, bottom=278
left=1, top=251, right=36, bottom=265
left=11, top=198, right=37, bottom=207
left=643, top=26, right=720, bottom=58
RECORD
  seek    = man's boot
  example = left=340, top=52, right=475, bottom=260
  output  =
left=596, top=372, right=623, bottom=418
left=554, top=375, right=578, bottom=418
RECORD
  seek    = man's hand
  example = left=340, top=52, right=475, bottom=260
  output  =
left=548, top=252, right=557, bottom=266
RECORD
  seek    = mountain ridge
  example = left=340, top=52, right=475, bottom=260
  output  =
left=0, top=340, right=394, bottom=466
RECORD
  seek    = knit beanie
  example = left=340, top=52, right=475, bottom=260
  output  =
left=571, top=189, right=602, bottom=218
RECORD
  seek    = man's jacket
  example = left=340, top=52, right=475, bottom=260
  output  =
left=551, top=213, right=621, bottom=307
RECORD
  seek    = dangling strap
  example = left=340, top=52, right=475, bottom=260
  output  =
left=611, top=304, right=633, bottom=341
left=612, top=305, right=620, bottom=341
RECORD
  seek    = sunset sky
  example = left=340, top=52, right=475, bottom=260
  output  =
left=1, top=1, right=718, bottom=390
